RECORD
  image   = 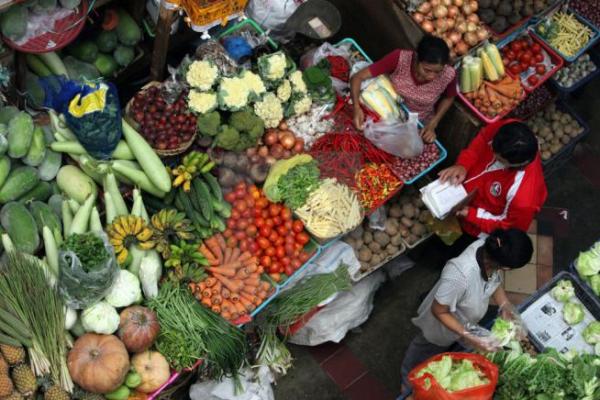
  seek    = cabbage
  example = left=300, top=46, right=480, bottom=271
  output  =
left=590, top=275, right=600, bottom=297
left=105, top=269, right=142, bottom=308
left=576, top=248, right=600, bottom=277
left=563, top=301, right=585, bottom=325
left=491, top=318, right=517, bottom=346
left=582, top=321, right=600, bottom=344
left=81, top=301, right=119, bottom=334
left=551, top=279, right=575, bottom=302
left=416, top=355, right=488, bottom=392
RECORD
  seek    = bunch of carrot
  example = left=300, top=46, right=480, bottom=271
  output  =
left=189, top=233, right=274, bottom=321
left=465, top=76, right=524, bottom=117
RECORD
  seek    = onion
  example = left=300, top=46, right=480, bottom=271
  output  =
left=282, top=150, right=292, bottom=159
left=469, top=0, right=478, bottom=12
left=447, top=5, right=459, bottom=17
left=265, top=156, right=276, bottom=165
left=293, top=139, right=305, bottom=154
left=441, top=0, right=452, bottom=6
left=430, top=0, right=440, bottom=6
left=455, top=41, right=469, bottom=55
left=453, top=0, right=463, bottom=6
left=413, top=12, right=425, bottom=23
left=446, top=17, right=455, bottom=29
left=435, top=18, right=448, bottom=33
left=448, top=30, right=462, bottom=44
left=466, top=21, right=478, bottom=32
left=422, top=20, right=435, bottom=33
left=466, top=13, right=479, bottom=23
left=263, top=130, right=278, bottom=146
left=433, top=5, right=448, bottom=18
left=279, top=131, right=296, bottom=149
left=258, top=146, right=269, bottom=157
left=278, top=121, right=288, bottom=130
left=443, top=37, right=453, bottom=49
left=456, top=20, right=467, bottom=33
left=417, top=2, right=431, bottom=13
left=464, top=31, right=478, bottom=46
left=270, top=143, right=284, bottom=158
left=462, top=3, right=472, bottom=15
left=249, top=154, right=261, bottom=163
left=246, top=147, right=257, bottom=157
left=476, top=28, right=489, bottom=41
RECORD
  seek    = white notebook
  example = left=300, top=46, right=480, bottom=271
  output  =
left=420, top=179, right=468, bottom=220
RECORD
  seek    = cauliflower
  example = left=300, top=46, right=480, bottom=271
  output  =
left=289, top=70, right=307, bottom=93
left=254, top=93, right=284, bottom=129
left=186, top=60, right=219, bottom=90
left=258, top=51, right=288, bottom=83
left=215, top=124, right=240, bottom=150
left=218, top=77, right=250, bottom=111
left=197, top=110, right=221, bottom=137
left=105, top=269, right=142, bottom=308
left=139, top=251, right=162, bottom=299
left=81, top=301, right=119, bottom=334
left=229, top=109, right=265, bottom=139
left=276, top=79, right=292, bottom=102
left=291, top=94, right=312, bottom=116
left=188, top=90, right=218, bottom=114
left=239, top=70, right=266, bottom=98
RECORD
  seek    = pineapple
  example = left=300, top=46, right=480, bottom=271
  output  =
left=1, top=391, right=24, bottom=400
left=44, top=385, right=70, bottom=400
left=78, top=393, right=105, bottom=400
left=0, top=354, right=8, bottom=375
left=0, top=373, right=13, bottom=397
left=10, top=364, right=36, bottom=396
left=0, top=345, right=25, bottom=366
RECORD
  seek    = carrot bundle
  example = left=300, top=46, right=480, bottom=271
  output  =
left=191, top=233, right=274, bottom=321
left=466, top=76, right=524, bottom=118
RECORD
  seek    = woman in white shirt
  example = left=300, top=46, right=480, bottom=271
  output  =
left=400, top=228, right=533, bottom=393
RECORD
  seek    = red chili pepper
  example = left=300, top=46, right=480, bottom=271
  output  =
left=355, top=164, right=402, bottom=210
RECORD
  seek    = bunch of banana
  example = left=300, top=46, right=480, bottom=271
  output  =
left=150, top=209, right=195, bottom=259
left=171, top=152, right=216, bottom=192
left=107, top=215, right=155, bottom=265
left=165, top=241, right=208, bottom=283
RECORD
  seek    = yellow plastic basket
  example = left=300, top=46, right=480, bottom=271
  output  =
left=180, top=0, right=248, bottom=30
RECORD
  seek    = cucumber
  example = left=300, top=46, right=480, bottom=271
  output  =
left=28, top=200, right=62, bottom=238
left=38, top=150, right=62, bottom=181
left=0, top=202, right=39, bottom=254
left=0, top=166, right=40, bottom=204
left=0, top=133, right=8, bottom=156
left=7, top=112, right=34, bottom=158
left=176, top=189, right=195, bottom=220
left=0, top=106, right=19, bottom=124
left=190, top=209, right=209, bottom=228
left=23, top=126, right=46, bottom=167
left=202, top=172, right=223, bottom=202
left=18, top=181, right=52, bottom=203
left=0, top=156, right=11, bottom=189
left=192, top=178, right=213, bottom=221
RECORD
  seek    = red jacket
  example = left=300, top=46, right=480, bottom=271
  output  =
left=456, top=118, right=547, bottom=237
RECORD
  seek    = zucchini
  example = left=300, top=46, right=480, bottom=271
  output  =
left=26, top=54, right=52, bottom=77
left=23, top=126, right=46, bottom=167
left=192, top=178, right=213, bottom=221
left=202, top=172, right=223, bottom=202
left=115, top=8, right=142, bottom=46
left=17, top=181, right=52, bottom=203
left=38, top=149, right=62, bottom=181
left=56, top=165, right=97, bottom=204
left=0, top=166, right=40, bottom=204
left=0, top=202, right=39, bottom=254
left=96, top=30, right=118, bottom=53
left=0, top=156, right=11, bottom=189
left=7, top=112, right=34, bottom=158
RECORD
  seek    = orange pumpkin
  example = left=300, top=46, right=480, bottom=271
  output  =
left=68, top=333, right=130, bottom=394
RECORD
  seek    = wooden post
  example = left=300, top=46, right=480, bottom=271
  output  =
left=150, top=2, right=176, bottom=82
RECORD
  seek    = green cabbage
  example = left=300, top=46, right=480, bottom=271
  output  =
left=582, top=321, right=600, bottom=345
left=416, top=355, right=488, bottom=393
left=563, top=301, right=585, bottom=326
left=576, top=245, right=600, bottom=277
left=551, top=279, right=575, bottom=302
left=492, top=318, right=517, bottom=346
left=590, top=275, right=600, bottom=297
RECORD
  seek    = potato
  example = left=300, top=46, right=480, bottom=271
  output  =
left=541, top=151, right=552, bottom=161
left=387, top=245, right=400, bottom=255
left=550, top=143, right=562, bottom=154
left=363, top=231, right=373, bottom=244
left=400, top=216, right=414, bottom=228
left=391, top=235, right=403, bottom=246
left=368, top=241, right=382, bottom=252
left=401, top=203, right=415, bottom=219
left=539, top=126, right=551, bottom=138
left=398, top=195, right=410, bottom=205
left=355, top=239, right=364, bottom=249
left=411, top=222, right=427, bottom=237
left=371, top=254, right=382, bottom=266
left=413, top=197, right=425, bottom=208
left=419, top=210, right=432, bottom=223
left=358, top=247, right=372, bottom=262
left=345, top=238, right=356, bottom=248
left=389, top=204, right=403, bottom=218
left=384, top=220, right=399, bottom=236
left=373, top=231, right=390, bottom=246
left=406, top=234, right=419, bottom=245
left=560, top=135, right=570, bottom=144
left=349, top=225, right=364, bottom=240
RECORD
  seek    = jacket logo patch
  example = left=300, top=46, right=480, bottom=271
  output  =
left=490, top=182, right=502, bottom=197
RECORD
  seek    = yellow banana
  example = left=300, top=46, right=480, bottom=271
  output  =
left=137, top=227, right=153, bottom=242
left=139, top=241, right=156, bottom=250
left=117, top=249, right=129, bottom=265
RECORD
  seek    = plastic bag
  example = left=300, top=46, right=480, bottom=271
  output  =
left=459, top=322, right=503, bottom=352
left=42, top=77, right=122, bottom=159
left=11, top=7, right=74, bottom=45
left=498, top=302, right=528, bottom=339
left=299, top=42, right=352, bottom=70
left=194, top=40, right=238, bottom=77
left=408, top=352, right=499, bottom=400
left=57, top=233, right=119, bottom=309
left=246, top=0, right=301, bottom=31
left=364, top=113, right=422, bottom=158
left=189, top=366, right=274, bottom=400
left=427, top=215, right=463, bottom=246
left=368, top=206, right=386, bottom=231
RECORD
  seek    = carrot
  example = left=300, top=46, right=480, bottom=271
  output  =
left=221, top=260, right=241, bottom=270
left=242, top=287, right=258, bottom=297
left=205, top=276, right=217, bottom=287
left=214, top=273, right=243, bottom=293
left=230, top=312, right=239, bottom=320
left=230, top=292, right=240, bottom=303
left=201, top=288, right=212, bottom=298
left=238, top=251, right=252, bottom=263
left=215, top=233, right=227, bottom=250
left=257, top=266, right=264, bottom=274
left=221, top=299, right=235, bottom=313
left=244, top=277, right=261, bottom=287
left=224, top=247, right=232, bottom=263
left=201, top=297, right=212, bottom=307
left=211, top=304, right=221, bottom=314
left=207, top=266, right=237, bottom=278
left=199, top=244, right=219, bottom=265
left=221, top=311, right=232, bottom=320
left=211, top=282, right=222, bottom=296
left=242, top=256, right=258, bottom=267
left=257, top=290, right=268, bottom=299
left=240, top=297, right=255, bottom=312
left=194, top=292, right=202, bottom=301
left=205, top=237, right=223, bottom=264
left=246, top=263, right=258, bottom=273
left=199, top=281, right=207, bottom=291
left=484, top=79, right=521, bottom=99
left=269, top=272, right=281, bottom=282
left=233, top=301, right=246, bottom=315
left=211, top=294, right=223, bottom=305
left=260, top=281, right=271, bottom=292
left=231, top=247, right=241, bottom=262
left=236, top=268, right=250, bottom=279
left=221, top=288, right=231, bottom=299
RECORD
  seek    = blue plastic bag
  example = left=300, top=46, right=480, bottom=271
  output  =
left=42, top=76, right=122, bottom=160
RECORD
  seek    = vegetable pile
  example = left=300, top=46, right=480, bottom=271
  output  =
left=553, top=53, right=597, bottom=88
left=501, top=35, right=555, bottom=90
left=478, top=0, right=553, bottom=34
left=354, top=163, right=402, bottom=210
left=535, top=11, right=595, bottom=58
left=575, top=242, right=600, bottom=297
left=415, top=354, right=490, bottom=392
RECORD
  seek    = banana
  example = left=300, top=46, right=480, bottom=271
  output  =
left=137, top=227, right=153, bottom=242
left=117, top=248, right=129, bottom=265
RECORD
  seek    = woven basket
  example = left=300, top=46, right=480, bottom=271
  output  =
left=125, top=81, right=197, bottom=157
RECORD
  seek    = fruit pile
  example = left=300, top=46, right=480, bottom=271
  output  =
left=501, top=36, right=554, bottom=89
left=129, top=85, right=197, bottom=151
left=0, top=344, right=47, bottom=399
left=223, top=182, right=313, bottom=282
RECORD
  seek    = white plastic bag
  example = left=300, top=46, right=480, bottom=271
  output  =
left=288, top=270, right=386, bottom=345
left=299, top=42, right=352, bottom=70
left=189, top=367, right=274, bottom=400
left=368, top=206, right=386, bottom=231
left=246, top=0, right=301, bottom=31
left=364, top=113, right=423, bottom=158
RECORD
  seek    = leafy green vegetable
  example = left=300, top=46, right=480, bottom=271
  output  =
left=576, top=244, right=600, bottom=277
left=491, top=318, right=517, bottom=347
left=62, top=233, right=109, bottom=272
left=583, top=321, right=600, bottom=345
left=552, top=279, right=576, bottom=302
left=563, top=301, right=585, bottom=325
left=416, top=355, right=489, bottom=392
left=590, top=275, right=600, bottom=297
left=277, top=160, right=321, bottom=210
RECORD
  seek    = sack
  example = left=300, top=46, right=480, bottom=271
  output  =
left=57, top=232, right=119, bottom=309
left=42, top=77, right=122, bottom=159
left=409, top=352, right=498, bottom=400
left=246, top=0, right=301, bottom=31
left=189, top=367, right=274, bottom=400
left=364, top=113, right=423, bottom=158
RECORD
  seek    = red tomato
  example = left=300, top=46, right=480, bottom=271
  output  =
left=272, top=262, right=283, bottom=274
left=284, top=266, right=294, bottom=276
left=246, top=225, right=258, bottom=237
left=273, top=216, right=282, bottom=226
left=256, top=198, right=269, bottom=209
left=510, top=41, right=522, bottom=52
left=259, top=226, right=272, bottom=237
left=265, top=218, right=275, bottom=227
left=226, top=219, right=236, bottom=229
left=519, top=52, right=532, bottom=64
left=531, top=43, right=542, bottom=54
left=234, top=231, right=246, bottom=241
left=284, top=220, right=293, bottom=230
left=294, top=242, right=303, bottom=251
left=223, top=228, right=233, bottom=238
left=285, top=243, right=295, bottom=255
left=268, top=231, right=279, bottom=243
left=265, top=247, right=276, bottom=257
left=234, top=188, right=246, bottom=200
left=261, top=210, right=269, bottom=219
left=502, top=58, right=510, bottom=67
left=257, top=237, right=270, bottom=250
left=260, top=255, right=272, bottom=267
left=255, top=218, right=265, bottom=228
left=230, top=209, right=241, bottom=220
left=280, top=208, right=292, bottom=221
left=534, top=53, right=544, bottom=63
left=269, top=204, right=282, bottom=217
left=292, top=220, right=304, bottom=233
left=276, top=225, right=288, bottom=236
left=236, top=219, right=249, bottom=230
left=245, top=197, right=255, bottom=207
left=249, top=241, right=259, bottom=254
left=239, top=240, right=248, bottom=252
left=224, top=192, right=236, bottom=203
left=281, top=256, right=291, bottom=267
left=275, top=246, right=286, bottom=259
left=234, top=181, right=247, bottom=192
left=299, top=251, right=310, bottom=263
left=275, top=236, right=284, bottom=246
left=291, top=259, right=302, bottom=269
left=505, top=50, right=516, bottom=60
left=226, top=237, right=238, bottom=248
left=535, top=64, right=546, bottom=75
left=509, top=63, right=521, bottom=75
left=527, top=75, right=539, bottom=86
left=295, top=232, right=310, bottom=245
left=234, top=200, right=248, bottom=212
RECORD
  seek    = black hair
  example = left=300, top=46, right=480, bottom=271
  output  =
left=416, top=35, right=450, bottom=65
left=492, top=122, right=538, bottom=165
left=485, top=229, right=533, bottom=269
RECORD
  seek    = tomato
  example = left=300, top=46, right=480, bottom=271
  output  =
left=246, top=225, right=258, bottom=237
left=276, top=237, right=285, bottom=246
left=280, top=207, right=292, bottom=220
left=284, top=220, right=293, bottom=230
left=292, top=220, right=304, bottom=233
left=234, top=181, right=247, bottom=192
left=249, top=241, right=259, bottom=254
left=273, top=216, right=282, bottom=226
left=285, top=243, right=295, bottom=255
left=268, top=231, right=280, bottom=243
left=261, top=210, right=269, bottom=219
left=505, top=50, right=516, bottom=60
left=258, top=226, right=270, bottom=237
left=230, top=209, right=241, bottom=220
left=299, top=251, right=310, bottom=263
left=285, top=234, right=295, bottom=244
left=257, top=237, right=270, bottom=250
left=224, top=191, right=236, bottom=203
left=531, top=43, right=541, bottom=54
left=284, top=266, right=294, bottom=276
left=249, top=186, right=260, bottom=199
left=291, top=259, right=302, bottom=269
left=265, top=247, right=276, bottom=257
left=295, top=232, right=310, bottom=245
left=234, top=231, right=246, bottom=241
left=276, top=225, right=288, bottom=236
left=226, top=219, right=236, bottom=229
left=519, top=52, right=532, bottom=64
left=242, top=208, right=252, bottom=218
left=509, top=63, right=521, bottom=75
left=535, top=64, right=546, bottom=75
left=245, top=196, right=255, bottom=207
left=239, top=240, right=248, bottom=252
left=226, top=237, right=238, bottom=248
left=527, top=75, right=539, bottom=86
left=294, top=242, right=303, bottom=251
left=234, top=200, right=248, bottom=212
left=260, top=255, right=272, bottom=267
left=236, top=219, right=249, bottom=230
left=281, top=256, right=291, bottom=266
left=275, top=246, right=286, bottom=259
left=273, top=262, right=283, bottom=273
left=223, top=228, right=233, bottom=238
left=269, top=204, right=281, bottom=217
left=256, top=198, right=269, bottom=209
left=534, top=53, right=544, bottom=63
left=510, top=41, right=522, bottom=52
left=265, top=218, right=275, bottom=228
left=255, top=218, right=265, bottom=228
left=502, top=58, right=510, bottom=67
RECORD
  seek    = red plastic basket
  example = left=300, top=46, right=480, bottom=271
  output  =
left=2, top=0, right=88, bottom=53
left=456, top=79, right=526, bottom=125
left=500, top=31, right=564, bottom=93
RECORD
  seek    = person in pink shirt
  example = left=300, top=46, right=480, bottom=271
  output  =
left=350, top=35, right=457, bottom=142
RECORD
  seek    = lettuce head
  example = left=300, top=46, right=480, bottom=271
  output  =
left=563, top=301, right=585, bottom=326
left=551, top=279, right=576, bottom=302
left=582, top=321, right=600, bottom=345
left=576, top=247, right=600, bottom=277
left=491, top=318, right=517, bottom=346
left=590, top=274, right=600, bottom=297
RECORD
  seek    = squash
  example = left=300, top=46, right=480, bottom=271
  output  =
left=131, top=351, right=170, bottom=393
left=68, top=333, right=130, bottom=394
left=118, top=306, right=160, bottom=353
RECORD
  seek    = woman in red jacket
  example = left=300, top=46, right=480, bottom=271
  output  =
left=438, top=119, right=547, bottom=239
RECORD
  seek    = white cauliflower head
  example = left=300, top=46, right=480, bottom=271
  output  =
left=188, top=90, right=218, bottom=114
left=105, top=269, right=142, bottom=308
left=289, top=70, right=307, bottom=93
left=276, top=79, right=292, bottom=103
left=258, top=52, right=288, bottom=82
left=240, top=70, right=266, bottom=98
left=186, top=60, right=219, bottom=91
left=218, top=77, right=250, bottom=111
left=81, top=301, right=120, bottom=334
left=254, top=93, right=284, bottom=128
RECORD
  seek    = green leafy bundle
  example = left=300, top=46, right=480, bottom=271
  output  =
left=277, top=160, right=321, bottom=210
left=62, top=233, right=109, bottom=272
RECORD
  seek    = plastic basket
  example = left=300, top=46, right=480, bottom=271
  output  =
left=499, top=31, right=564, bottom=93
left=179, top=0, right=248, bottom=32
left=509, top=82, right=557, bottom=119
left=217, top=17, right=278, bottom=49
left=456, top=79, right=526, bottom=124
left=570, top=254, right=600, bottom=302
left=350, top=240, right=407, bottom=282
left=485, top=15, right=532, bottom=42
left=550, top=51, right=600, bottom=94
left=276, top=239, right=322, bottom=289
left=517, top=271, right=600, bottom=353
left=531, top=8, right=600, bottom=63
left=335, top=37, right=373, bottom=63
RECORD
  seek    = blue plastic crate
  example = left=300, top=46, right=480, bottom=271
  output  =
left=335, top=37, right=373, bottom=63
left=549, top=51, right=600, bottom=94
left=531, top=8, right=600, bottom=62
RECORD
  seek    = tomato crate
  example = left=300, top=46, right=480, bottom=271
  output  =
left=498, top=30, right=564, bottom=93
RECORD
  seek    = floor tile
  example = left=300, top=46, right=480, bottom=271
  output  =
left=506, top=291, right=530, bottom=306
left=343, top=373, right=395, bottom=400
left=309, top=342, right=344, bottom=365
left=538, top=235, right=554, bottom=267
left=321, top=346, right=368, bottom=389
left=574, top=145, right=600, bottom=188
left=529, top=234, right=538, bottom=264
left=536, top=263, right=553, bottom=289
left=528, top=220, right=538, bottom=234
left=504, top=263, right=537, bottom=294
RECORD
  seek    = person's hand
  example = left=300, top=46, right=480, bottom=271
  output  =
left=353, top=106, right=365, bottom=131
left=455, top=206, right=470, bottom=218
left=438, top=165, right=467, bottom=185
left=421, top=123, right=437, bottom=143
left=500, top=302, right=528, bottom=340
left=462, top=333, right=502, bottom=353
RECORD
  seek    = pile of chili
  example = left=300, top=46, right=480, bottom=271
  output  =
left=325, top=55, right=350, bottom=82
left=355, top=163, right=402, bottom=210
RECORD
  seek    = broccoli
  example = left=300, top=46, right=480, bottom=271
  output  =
left=229, top=110, right=265, bottom=137
left=215, top=124, right=240, bottom=150
left=233, top=134, right=257, bottom=152
left=197, top=111, right=221, bottom=137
